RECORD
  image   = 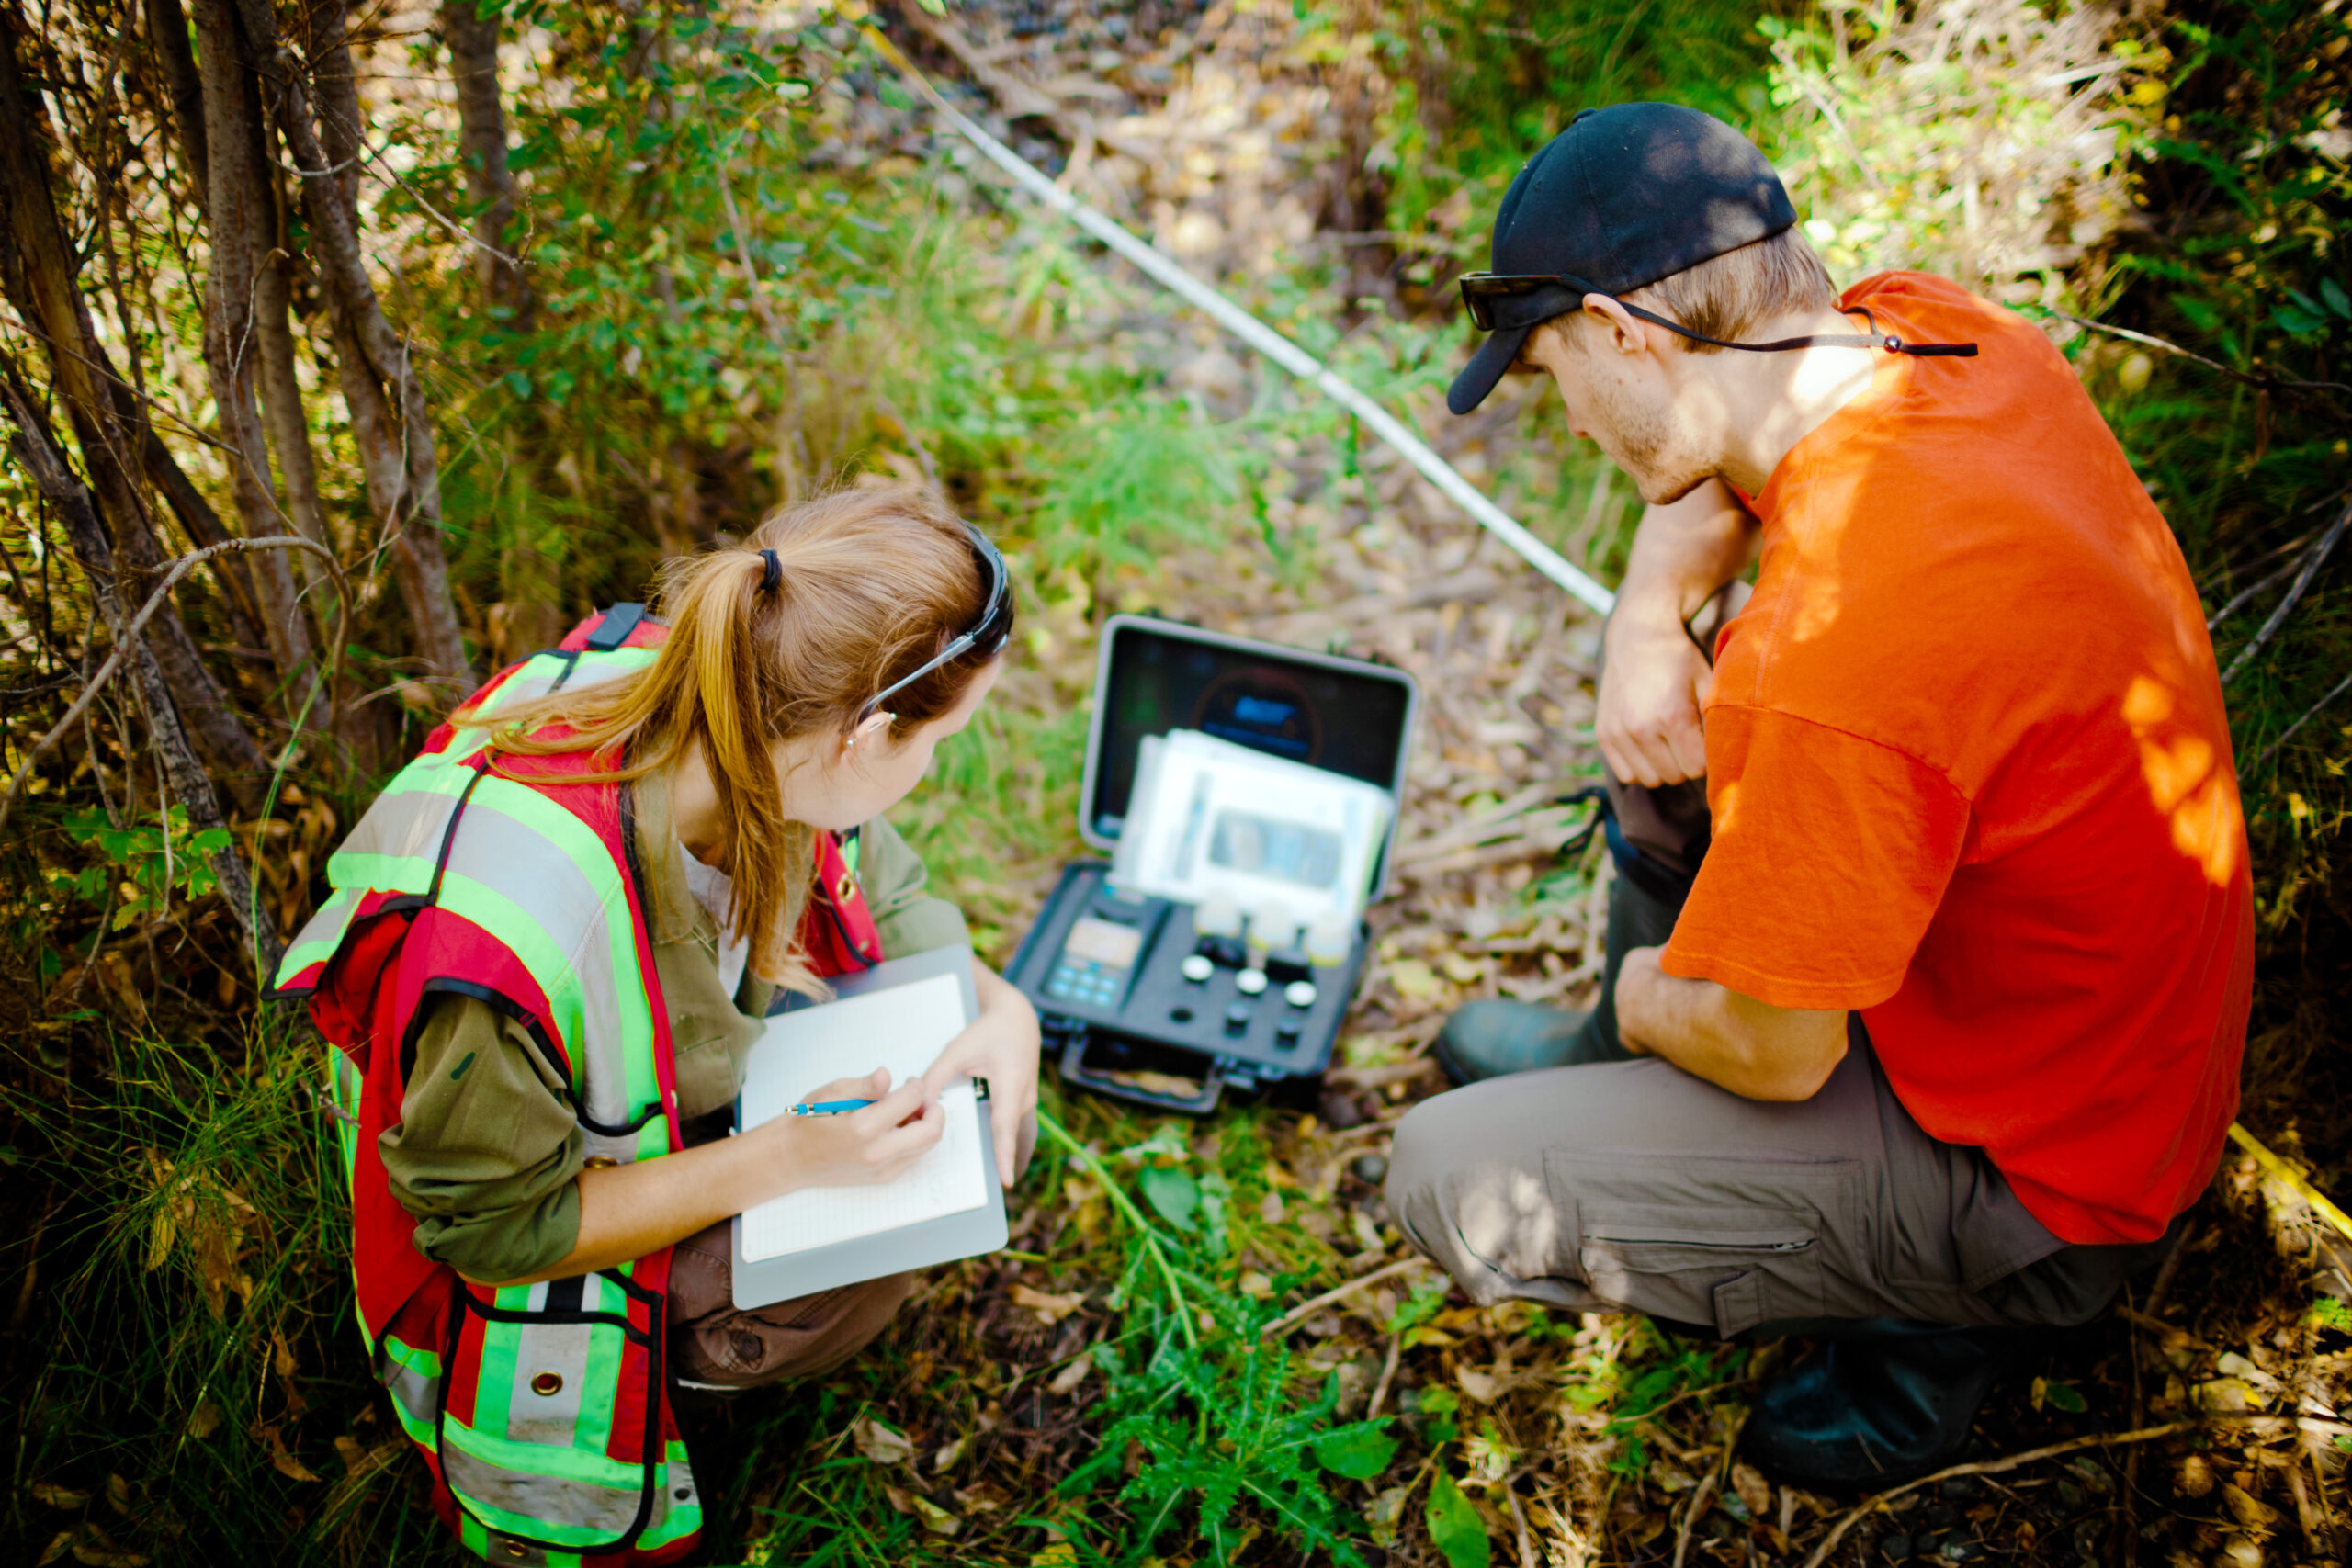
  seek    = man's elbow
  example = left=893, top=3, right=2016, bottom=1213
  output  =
left=1742, top=1034, right=1848, bottom=1102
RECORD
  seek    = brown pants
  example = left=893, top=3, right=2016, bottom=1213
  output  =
left=666, top=1113, right=1036, bottom=1387
left=1386, top=1021, right=2179, bottom=1336
left=668, top=1224, right=917, bottom=1388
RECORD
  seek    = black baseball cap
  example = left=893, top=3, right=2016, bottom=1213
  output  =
left=1447, top=104, right=1800, bottom=415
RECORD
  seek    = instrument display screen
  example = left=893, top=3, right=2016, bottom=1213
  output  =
left=1091, top=621, right=1413, bottom=842
left=1062, top=916, right=1145, bottom=971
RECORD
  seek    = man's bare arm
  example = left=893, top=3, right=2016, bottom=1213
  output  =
left=1599, top=480, right=1760, bottom=787
left=1613, top=945, right=1847, bottom=1101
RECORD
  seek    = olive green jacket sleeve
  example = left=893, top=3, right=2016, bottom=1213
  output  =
left=376, top=795, right=967, bottom=1284
left=860, top=814, right=972, bottom=958
left=380, top=993, right=585, bottom=1283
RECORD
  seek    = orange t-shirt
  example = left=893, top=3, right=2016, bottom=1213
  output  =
left=1659, top=271, right=2254, bottom=1246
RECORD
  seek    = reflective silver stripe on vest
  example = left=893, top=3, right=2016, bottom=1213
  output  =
left=441, top=1441, right=685, bottom=1543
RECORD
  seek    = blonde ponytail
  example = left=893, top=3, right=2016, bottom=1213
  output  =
left=458, top=483, right=1004, bottom=997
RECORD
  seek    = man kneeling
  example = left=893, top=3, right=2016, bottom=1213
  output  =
left=1386, top=103, right=2252, bottom=1488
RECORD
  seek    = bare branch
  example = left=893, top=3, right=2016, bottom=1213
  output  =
left=0, top=533, right=345, bottom=838
left=2221, top=498, right=2352, bottom=687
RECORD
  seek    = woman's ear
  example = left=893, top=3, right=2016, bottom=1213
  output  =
left=841, top=709, right=895, bottom=758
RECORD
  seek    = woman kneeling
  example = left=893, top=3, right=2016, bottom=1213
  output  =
left=277, top=484, right=1039, bottom=1565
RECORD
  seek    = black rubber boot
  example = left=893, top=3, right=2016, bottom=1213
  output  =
left=1432, top=863, right=1682, bottom=1084
left=1741, top=1321, right=2021, bottom=1490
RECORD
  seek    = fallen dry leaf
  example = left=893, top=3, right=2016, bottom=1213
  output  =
left=31, top=1485, right=89, bottom=1510
left=851, top=1413, right=914, bottom=1467
left=1731, top=1462, right=1771, bottom=1521
left=2223, top=1482, right=2283, bottom=1532
left=1010, top=1283, right=1086, bottom=1325
left=884, top=1483, right=962, bottom=1536
left=1047, top=1353, right=1092, bottom=1396
left=259, top=1424, right=320, bottom=1483
left=1456, top=1366, right=1503, bottom=1403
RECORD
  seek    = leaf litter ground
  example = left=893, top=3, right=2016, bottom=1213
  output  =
left=684, top=6, right=2352, bottom=1568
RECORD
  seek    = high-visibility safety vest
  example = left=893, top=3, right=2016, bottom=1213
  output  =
left=274, top=606, right=882, bottom=1567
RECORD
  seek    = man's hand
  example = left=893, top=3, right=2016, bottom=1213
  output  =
left=1615, top=946, right=1847, bottom=1102
left=921, top=961, right=1041, bottom=1187
left=1599, top=615, right=1713, bottom=787
left=1597, top=481, right=1761, bottom=788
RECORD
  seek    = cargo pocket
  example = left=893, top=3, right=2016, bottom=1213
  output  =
left=1577, top=1210, right=1826, bottom=1338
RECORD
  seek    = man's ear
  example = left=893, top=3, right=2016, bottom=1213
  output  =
left=1581, top=293, right=1654, bottom=357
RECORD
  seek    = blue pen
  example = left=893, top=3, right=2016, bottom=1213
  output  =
left=787, top=1099, right=875, bottom=1117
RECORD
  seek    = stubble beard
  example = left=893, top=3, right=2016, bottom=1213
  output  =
left=1592, top=372, right=1713, bottom=505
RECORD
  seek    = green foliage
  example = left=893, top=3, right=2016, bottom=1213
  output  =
left=1425, top=1465, right=1492, bottom=1568
left=48, top=806, right=236, bottom=929
left=1044, top=1109, right=1389, bottom=1566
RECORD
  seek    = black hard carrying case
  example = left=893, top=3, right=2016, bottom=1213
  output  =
left=1006, top=614, right=1419, bottom=1114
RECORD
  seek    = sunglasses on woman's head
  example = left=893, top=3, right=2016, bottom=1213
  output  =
left=858, top=525, right=1013, bottom=724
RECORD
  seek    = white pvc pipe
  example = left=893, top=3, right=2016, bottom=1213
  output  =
left=865, top=29, right=1619, bottom=617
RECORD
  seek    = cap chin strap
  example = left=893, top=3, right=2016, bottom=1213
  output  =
left=1619, top=299, right=1978, bottom=358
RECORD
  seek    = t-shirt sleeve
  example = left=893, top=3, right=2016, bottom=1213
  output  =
left=860, top=814, right=972, bottom=957
left=1659, top=705, right=1972, bottom=1010
left=379, top=992, right=584, bottom=1282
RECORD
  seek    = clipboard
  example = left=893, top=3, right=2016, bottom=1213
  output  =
left=729, top=945, right=1009, bottom=1309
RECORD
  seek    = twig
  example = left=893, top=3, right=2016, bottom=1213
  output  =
left=2243, top=666, right=2352, bottom=778
left=1260, top=1256, right=1428, bottom=1337
left=1504, top=1472, right=1538, bottom=1568
left=2039, top=310, right=2352, bottom=399
left=2208, top=553, right=2303, bottom=632
left=1671, top=1466, right=1719, bottom=1568
left=2221, top=500, right=2352, bottom=687
left=2143, top=1224, right=2194, bottom=1319
left=1365, top=1330, right=1404, bottom=1420
left=0, top=535, right=345, bottom=835
left=1798, top=1423, right=2202, bottom=1568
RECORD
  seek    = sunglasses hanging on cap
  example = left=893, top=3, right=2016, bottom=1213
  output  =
left=1459, top=271, right=1978, bottom=358
left=858, top=524, right=1014, bottom=722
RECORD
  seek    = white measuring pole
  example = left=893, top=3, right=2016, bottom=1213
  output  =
left=865, top=30, right=1618, bottom=617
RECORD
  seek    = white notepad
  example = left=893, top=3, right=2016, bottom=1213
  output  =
left=737, top=970, right=990, bottom=1263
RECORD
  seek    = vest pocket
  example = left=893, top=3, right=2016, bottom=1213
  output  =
left=438, top=1269, right=695, bottom=1557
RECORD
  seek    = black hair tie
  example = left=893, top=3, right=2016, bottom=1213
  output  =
left=758, top=548, right=781, bottom=592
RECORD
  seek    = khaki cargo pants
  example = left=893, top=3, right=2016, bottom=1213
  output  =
left=1385, top=759, right=2181, bottom=1337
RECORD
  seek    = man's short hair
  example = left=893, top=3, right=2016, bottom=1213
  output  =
left=1616, top=228, right=1840, bottom=354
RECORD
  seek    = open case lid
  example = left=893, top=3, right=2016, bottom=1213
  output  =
left=1077, top=615, right=1420, bottom=896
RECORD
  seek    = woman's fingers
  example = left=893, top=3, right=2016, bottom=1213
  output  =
left=853, top=1076, right=928, bottom=1131
left=866, top=1094, right=947, bottom=1171
left=920, top=1033, right=978, bottom=1098
left=802, top=1067, right=893, bottom=1107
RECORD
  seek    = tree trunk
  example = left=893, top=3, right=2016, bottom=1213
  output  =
left=1, top=356, right=280, bottom=973
left=0, top=9, right=268, bottom=812
left=437, top=0, right=528, bottom=321
left=187, top=0, right=323, bottom=716
left=242, top=0, right=474, bottom=691
left=143, top=0, right=208, bottom=195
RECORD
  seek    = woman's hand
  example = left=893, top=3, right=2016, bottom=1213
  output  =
left=759, top=1067, right=944, bottom=1192
left=920, top=962, right=1040, bottom=1187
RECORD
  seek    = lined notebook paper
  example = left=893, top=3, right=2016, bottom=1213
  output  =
left=737, top=971, right=989, bottom=1263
